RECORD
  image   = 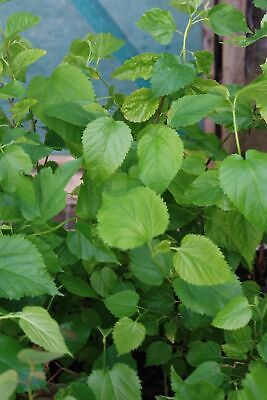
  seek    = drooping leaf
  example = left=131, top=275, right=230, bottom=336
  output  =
left=219, top=150, right=267, bottom=230
left=0, top=80, right=25, bottom=99
left=87, top=33, right=124, bottom=59
left=257, top=333, right=267, bottom=361
left=67, top=225, right=118, bottom=264
left=137, top=124, right=184, bottom=193
left=121, top=88, right=159, bottom=123
left=173, top=277, right=243, bottom=317
left=170, top=0, right=203, bottom=13
left=113, top=317, right=146, bottom=355
left=205, top=208, right=262, bottom=266
left=186, top=341, right=222, bottom=367
left=5, top=12, right=40, bottom=38
left=82, top=117, right=132, bottom=180
left=207, top=3, right=249, bottom=36
left=105, top=290, right=139, bottom=318
left=18, top=306, right=71, bottom=355
left=0, top=370, right=18, bottom=400
left=90, top=266, right=118, bottom=298
left=194, top=51, right=214, bottom=75
left=59, top=274, right=97, bottom=298
left=18, top=349, right=63, bottom=365
left=13, top=48, right=46, bottom=74
left=173, top=234, right=234, bottom=286
left=10, top=98, right=37, bottom=123
left=0, top=235, right=57, bottom=299
left=97, top=187, right=169, bottom=250
left=136, top=8, right=176, bottom=45
left=185, top=361, right=224, bottom=387
left=19, top=158, right=81, bottom=224
left=130, top=244, right=171, bottom=286
left=112, top=53, right=159, bottom=81
left=185, top=170, right=225, bottom=207
left=151, top=54, right=196, bottom=96
left=241, top=362, right=267, bottom=400
left=27, top=64, right=95, bottom=154
left=55, top=382, right=96, bottom=400
left=168, top=94, right=223, bottom=128
left=0, top=145, right=32, bottom=193
left=229, top=22, right=267, bottom=47
left=146, top=341, right=172, bottom=366
left=212, top=297, right=252, bottom=330
left=253, top=0, right=267, bottom=9
left=88, top=363, right=142, bottom=400
left=0, top=336, right=45, bottom=392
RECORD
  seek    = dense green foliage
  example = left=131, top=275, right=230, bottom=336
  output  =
left=0, top=0, right=267, bottom=398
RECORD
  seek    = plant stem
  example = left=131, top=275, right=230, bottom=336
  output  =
left=27, top=217, right=76, bottom=237
left=231, top=97, right=241, bottom=156
left=181, top=16, right=192, bottom=62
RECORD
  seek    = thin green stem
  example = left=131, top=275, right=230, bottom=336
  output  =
left=181, top=15, right=192, bottom=62
left=231, top=96, right=241, bottom=156
left=27, top=217, right=76, bottom=237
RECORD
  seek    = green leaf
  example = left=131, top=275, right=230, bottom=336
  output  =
left=205, top=208, right=262, bottom=266
left=0, top=335, right=45, bottom=392
left=59, top=274, right=97, bottom=298
left=113, top=317, right=146, bottom=355
left=151, top=54, right=196, bottom=97
left=5, top=12, right=40, bottom=38
left=112, top=53, right=159, bottom=81
left=0, top=80, right=25, bottom=99
left=253, top=0, right=267, bottom=9
left=0, top=370, right=18, bottom=400
left=13, top=48, right=46, bottom=73
left=0, top=235, right=57, bottom=299
left=185, top=170, right=225, bottom=207
left=122, top=88, right=159, bottom=123
left=229, top=22, right=267, bottom=47
left=18, top=349, right=63, bottom=365
left=146, top=341, right=172, bottom=366
left=137, top=124, right=184, bottom=193
left=82, top=117, right=132, bottom=180
left=257, top=333, right=267, bottom=361
left=67, top=225, right=118, bottom=264
left=97, top=187, right=169, bottom=250
left=136, top=8, right=176, bottom=45
left=207, top=3, right=249, bottom=36
left=18, top=306, right=71, bottom=355
left=186, top=361, right=223, bottom=387
left=130, top=244, right=171, bottom=286
left=170, top=0, right=203, bottom=13
left=88, top=33, right=124, bottom=59
left=220, top=150, right=267, bottom=230
left=168, top=94, right=223, bottom=128
left=88, top=363, right=141, bottom=400
left=0, top=145, right=32, bottom=193
left=55, top=382, right=96, bottom=400
left=90, top=266, right=118, bottom=297
left=194, top=51, right=214, bottom=75
left=19, top=158, right=81, bottom=224
left=105, top=290, right=139, bottom=318
left=241, top=362, right=267, bottom=400
left=173, top=234, right=234, bottom=286
left=0, top=193, right=22, bottom=222
left=27, top=64, right=95, bottom=155
left=187, top=341, right=222, bottom=367
left=173, top=277, right=243, bottom=317
left=212, top=297, right=252, bottom=330
left=11, top=99, right=37, bottom=123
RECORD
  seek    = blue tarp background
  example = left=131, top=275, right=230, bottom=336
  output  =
left=0, top=0, right=202, bottom=86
